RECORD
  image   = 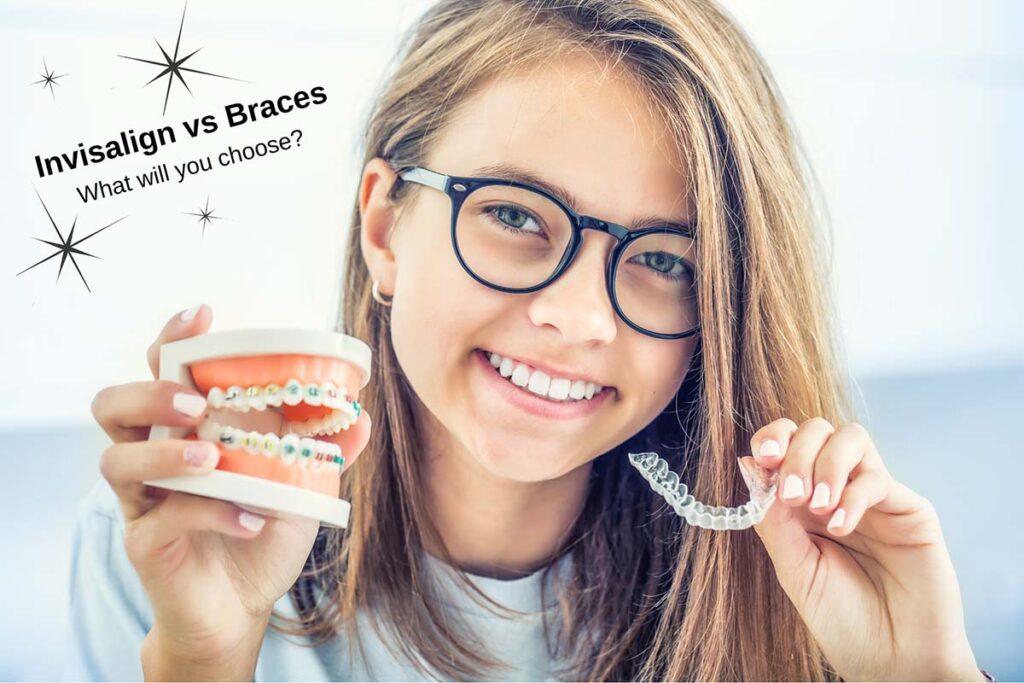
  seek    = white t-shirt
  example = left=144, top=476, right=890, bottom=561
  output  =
left=61, top=478, right=573, bottom=681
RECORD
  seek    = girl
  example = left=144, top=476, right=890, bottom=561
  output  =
left=72, top=0, right=989, bottom=680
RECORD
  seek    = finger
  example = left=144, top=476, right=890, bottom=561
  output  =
left=124, top=491, right=266, bottom=579
left=824, top=467, right=890, bottom=536
left=806, top=422, right=871, bottom=517
left=147, top=305, right=212, bottom=380
left=100, top=438, right=220, bottom=520
left=749, top=418, right=799, bottom=469
left=777, top=417, right=836, bottom=507
left=92, top=381, right=209, bottom=443
left=739, top=455, right=819, bottom=607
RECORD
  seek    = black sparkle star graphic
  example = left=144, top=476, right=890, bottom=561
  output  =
left=183, top=195, right=230, bottom=238
left=16, top=189, right=127, bottom=293
left=118, top=2, right=245, bottom=115
left=31, top=58, right=67, bottom=100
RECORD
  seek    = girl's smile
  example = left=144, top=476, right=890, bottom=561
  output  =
left=470, top=347, right=613, bottom=420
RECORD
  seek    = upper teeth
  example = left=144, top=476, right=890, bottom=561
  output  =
left=487, top=351, right=603, bottom=402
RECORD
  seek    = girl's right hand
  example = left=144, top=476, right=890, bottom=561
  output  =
left=90, top=306, right=360, bottom=676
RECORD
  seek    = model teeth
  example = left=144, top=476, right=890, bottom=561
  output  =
left=203, top=380, right=361, bottom=434
left=199, top=419, right=345, bottom=471
left=486, top=351, right=603, bottom=402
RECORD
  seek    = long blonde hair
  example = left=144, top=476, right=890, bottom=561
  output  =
left=273, top=1, right=854, bottom=679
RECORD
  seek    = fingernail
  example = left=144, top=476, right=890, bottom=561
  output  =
left=184, top=442, right=216, bottom=467
left=828, top=507, right=846, bottom=530
left=781, top=474, right=804, bottom=499
left=238, top=511, right=266, bottom=532
left=758, top=439, right=782, bottom=457
left=179, top=305, right=202, bottom=323
left=809, top=482, right=831, bottom=508
left=173, top=392, right=206, bottom=417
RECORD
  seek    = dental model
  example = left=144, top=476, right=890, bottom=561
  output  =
left=146, top=328, right=372, bottom=529
left=628, top=451, right=780, bottom=530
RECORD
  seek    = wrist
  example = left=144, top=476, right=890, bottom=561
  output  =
left=141, top=614, right=271, bottom=682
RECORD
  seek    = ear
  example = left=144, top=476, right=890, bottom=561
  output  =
left=358, top=157, right=402, bottom=296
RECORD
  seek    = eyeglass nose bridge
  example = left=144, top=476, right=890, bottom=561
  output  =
left=556, top=214, right=631, bottom=279
left=576, top=215, right=631, bottom=241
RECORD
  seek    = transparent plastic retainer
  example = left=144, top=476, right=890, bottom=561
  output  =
left=628, top=451, right=780, bottom=530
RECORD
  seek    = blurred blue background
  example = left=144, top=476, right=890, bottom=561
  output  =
left=2, top=0, right=1021, bottom=680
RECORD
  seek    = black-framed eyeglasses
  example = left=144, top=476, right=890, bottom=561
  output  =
left=393, top=165, right=700, bottom=340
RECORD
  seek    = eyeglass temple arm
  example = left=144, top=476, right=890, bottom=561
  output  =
left=397, top=166, right=448, bottom=192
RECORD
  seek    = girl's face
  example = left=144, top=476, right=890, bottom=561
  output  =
left=362, top=52, right=698, bottom=483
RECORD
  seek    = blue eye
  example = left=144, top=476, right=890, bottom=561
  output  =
left=632, top=251, right=689, bottom=281
left=485, top=204, right=544, bottom=236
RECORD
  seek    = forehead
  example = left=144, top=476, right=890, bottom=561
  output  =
left=428, top=52, right=696, bottom=233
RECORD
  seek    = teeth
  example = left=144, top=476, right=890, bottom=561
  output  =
left=303, top=383, right=322, bottom=407
left=569, top=380, right=586, bottom=400
left=198, top=420, right=220, bottom=442
left=280, top=434, right=299, bottom=464
left=243, top=431, right=262, bottom=454
left=195, top=419, right=344, bottom=469
left=246, top=386, right=266, bottom=411
left=322, top=381, right=340, bottom=409
left=299, top=438, right=317, bottom=466
left=285, top=409, right=353, bottom=437
left=261, top=432, right=280, bottom=458
left=526, top=370, right=551, bottom=397
left=282, top=380, right=303, bottom=406
left=486, top=351, right=606, bottom=402
left=218, top=428, right=239, bottom=448
left=306, top=416, right=324, bottom=435
left=207, top=380, right=355, bottom=412
left=225, top=385, right=248, bottom=412
left=208, top=387, right=225, bottom=409
left=511, top=363, right=531, bottom=388
left=548, top=378, right=571, bottom=400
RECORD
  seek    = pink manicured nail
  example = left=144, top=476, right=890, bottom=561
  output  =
left=173, top=392, right=206, bottom=417
left=238, top=511, right=266, bottom=532
left=828, top=508, right=846, bottom=530
left=179, top=305, right=202, bottom=322
left=809, top=482, right=831, bottom=509
left=781, top=474, right=804, bottom=499
left=184, top=442, right=215, bottom=467
left=758, top=439, right=782, bottom=457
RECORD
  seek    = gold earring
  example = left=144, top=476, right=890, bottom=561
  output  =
left=372, top=280, right=393, bottom=307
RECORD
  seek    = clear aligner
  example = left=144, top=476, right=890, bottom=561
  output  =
left=197, top=420, right=345, bottom=472
left=627, top=451, right=779, bottom=530
left=206, top=380, right=362, bottom=437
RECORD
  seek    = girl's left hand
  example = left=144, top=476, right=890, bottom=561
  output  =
left=739, top=417, right=985, bottom=681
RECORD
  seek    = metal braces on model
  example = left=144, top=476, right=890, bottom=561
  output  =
left=628, top=450, right=780, bottom=530
left=146, top=328, right=372, bottom=529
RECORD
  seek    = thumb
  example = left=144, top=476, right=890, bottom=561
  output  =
left=738, top=455, right=818, bottom=603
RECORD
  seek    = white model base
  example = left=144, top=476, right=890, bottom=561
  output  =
left=144, top=469, right=350, bottom=529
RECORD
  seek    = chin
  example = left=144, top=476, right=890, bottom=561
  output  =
left=469, top=431, right=582, bottom=481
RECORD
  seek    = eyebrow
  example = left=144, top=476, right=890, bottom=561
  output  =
left=469, top=162, right=696, bottom=235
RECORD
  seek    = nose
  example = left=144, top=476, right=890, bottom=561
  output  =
left=526, top=231, right=618, bottom=345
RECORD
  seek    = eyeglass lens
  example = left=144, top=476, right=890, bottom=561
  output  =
left=454, top=184, right=698, bottom=337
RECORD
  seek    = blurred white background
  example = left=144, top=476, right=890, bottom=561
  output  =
left=0, top=0, right=1020, bottom=679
